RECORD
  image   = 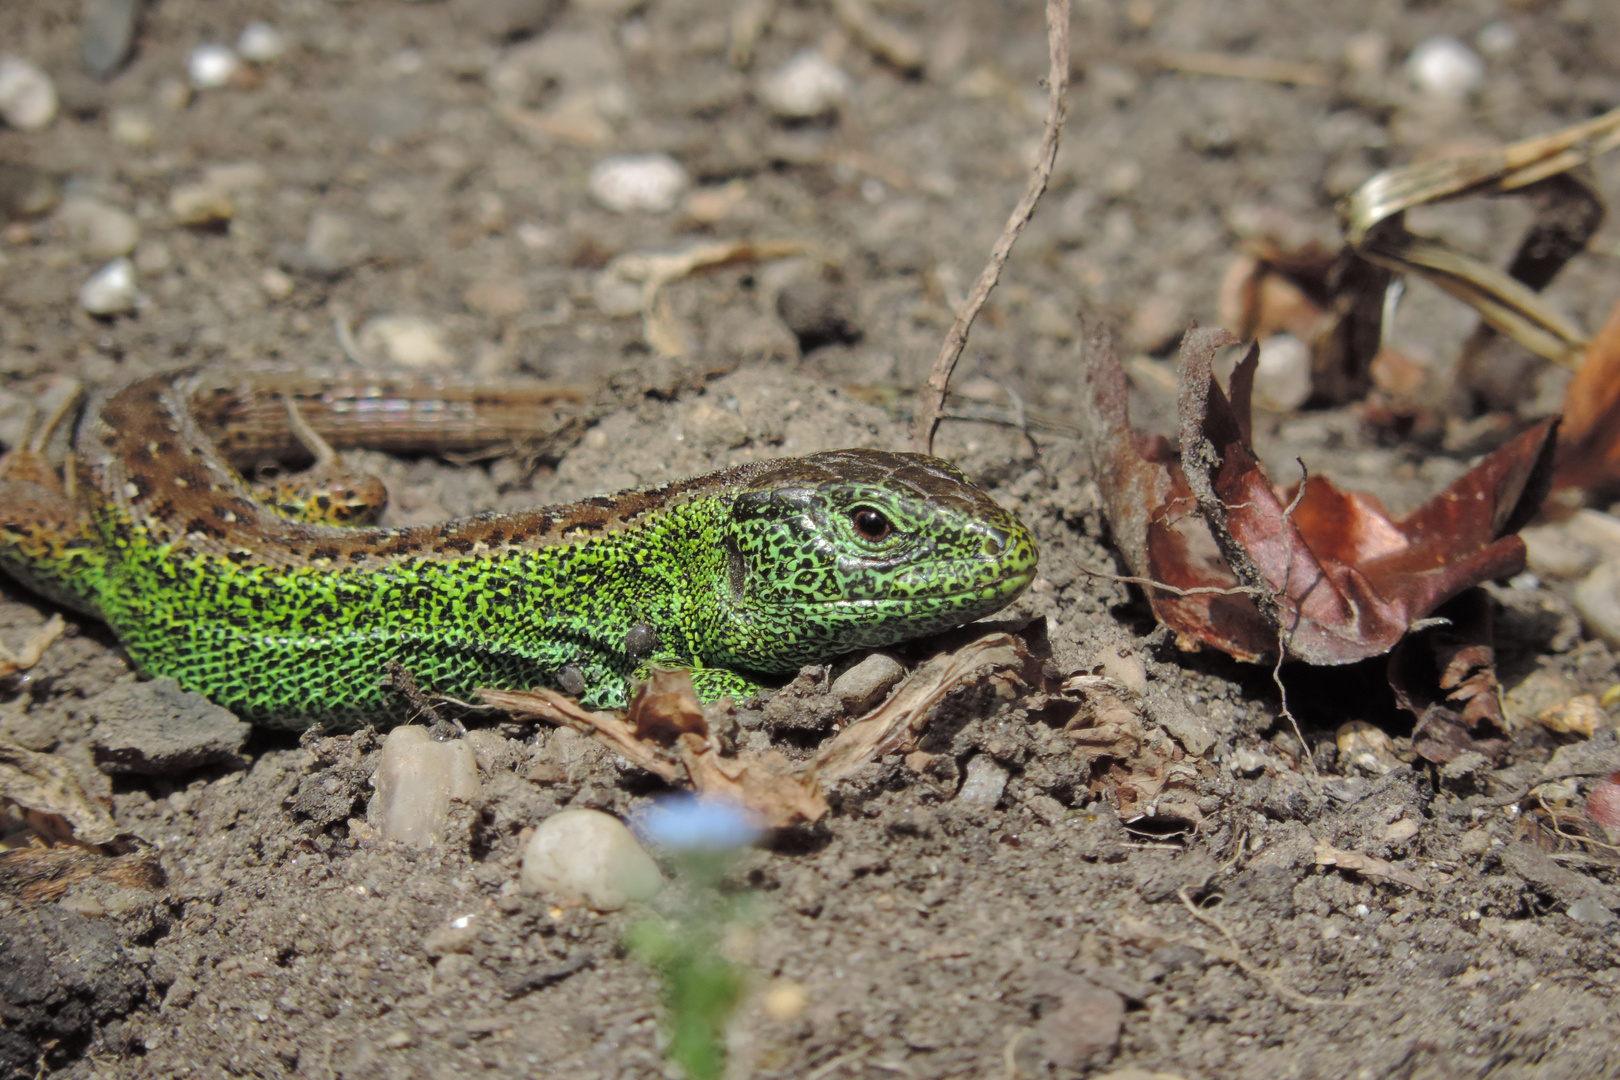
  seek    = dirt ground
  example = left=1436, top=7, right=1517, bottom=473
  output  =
left=4, top=0, right=1620, bottom=1077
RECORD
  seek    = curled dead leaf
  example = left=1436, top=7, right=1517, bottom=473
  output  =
left=0, top=740, right=120, bottom=848
left=1078, top=324, right=1557, bottom=669
left=1314, top=840, right=1426, bottom=891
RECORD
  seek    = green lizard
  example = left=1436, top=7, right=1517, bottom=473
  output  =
left=0, top=370, right=1038, bottom=729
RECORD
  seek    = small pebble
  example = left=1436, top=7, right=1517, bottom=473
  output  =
left=1575, top=560, right=1620, bottom=650
left=1567, top=897, right=1614, bottom=925
left=1406, top=35, right=1484, bottom=99
left=237, top=21, right=288, bottom=63
left=358, top=314, right=453, bottom=368
left=0, top=162, right=59, bottom=220
left=1382, top=818, right=1420, bottom=844
left=758, top=50, right=852, bottom=119
left=520, top=808, right=662, bottom=911
left=831, top=653, right=905, bottom=713
left=80, top=0, right=139, bottom=80
left=587, top=153, right=688, bottom=214
left=1252, top=333, right=1313, bottom=412
left=956, top=754, right=1009, bottom=808
left=168, top=182, right=235, bottom=227
left=367, top=726, right=480, bottom=847
left=259, top=266, right=294, bottom=300
left=188, top=44, right=241, bottom=90
left=1336, top=721, right=1398, bottom=775
left=109, top=106, right=155, bottom=146
left=1089, top=644, right=1147, bottom=695
left=0, top=57, right=59, bottom=131
left=56, top=197, right=139, bottom=259
left=302, top=210, right=368, bottom=274
left=79, top=256, right=137, bottom=315
left=1231, top=747, right=1268, bottom=776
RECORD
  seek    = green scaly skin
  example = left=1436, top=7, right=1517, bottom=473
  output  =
left=0, top=371, right=1038, bottom=730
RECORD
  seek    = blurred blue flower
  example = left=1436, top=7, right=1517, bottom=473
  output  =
left=639, top=794, right=763, bottom=852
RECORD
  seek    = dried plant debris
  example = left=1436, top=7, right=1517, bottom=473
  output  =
left=1222, top=108, right=1620, bottom=407
left=0, top=741, right=120, bottom=848
left=1078, top=325, right=1558, bottom=668
left=1058, top=671, right=1204, bottom=830
left=1553, top=296, right=1620, bottom=493
left=1386, top=593, right=1512, bottom=765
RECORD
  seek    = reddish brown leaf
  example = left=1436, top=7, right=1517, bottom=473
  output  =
left=1553, top=295, right=1620, bottom=491
left=1387, top=593, right=1511, bottom=764
left=1079, top=324, right=1559, bottom=667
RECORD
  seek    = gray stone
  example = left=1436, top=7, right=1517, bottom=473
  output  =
left=85, top=678, right=249, bottom=775
left=956, top=754, right=1009, bottom=808
left=299, top=210, right=368, bottom=275
left=831, top=653, right=904, bottom=713
left=80, top=0, right=140, bottom=79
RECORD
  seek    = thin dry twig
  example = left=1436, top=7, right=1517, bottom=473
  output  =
left=1078, top=566, right=1267, bottom=599
left=911, top=0, right=1070, bottom=453
left=1536, top=793, right=1620, bottom=856
left=1176, top=887, right=1355, bottom=1009
left=1271, top=460, right=1315, bottom=775
left=1155, top=50, right=1332, bottom=87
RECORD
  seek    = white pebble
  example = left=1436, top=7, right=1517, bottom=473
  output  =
left=758, top=50, right=852, bottom=119
left=188, top=44, right=241, bottom=90
left=1575, top=560, right=1620, bottom=650
left=367, top=726, right=480, bottom=847
left=520, top=808, right=662, bottom=911
left=956, top=754, right=1009, bottom=808
left=358, top=313, right=454, bottom=368
left=56, top=197, right=140, bottom=260
left=1251, top=333, right=1313, bottom=412
left=237, top=21, right=287, bottom=63
left=79, top=257, right=137, bottom=316
left=587, top=153, right=689, bottom=214
left=259, top=267, right=294, bottom=300
left=1406, top=35, right=1484, bottom=99
left=0, top=56, right=59, bottom=131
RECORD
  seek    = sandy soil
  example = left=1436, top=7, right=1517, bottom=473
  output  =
left=3, top=1, right=1620, bottom=1078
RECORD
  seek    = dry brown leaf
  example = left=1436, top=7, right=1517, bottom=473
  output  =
left=1078, top=324, right=1557, bottom=667
left=1553, top=296, right=1620, bottom=491
left=1060, top=674, right=1202, bottom=828
left=1314, top=840, right=1427, bottom=891
left=479, top=686, right=682, bottom=782
left=0, top=741, right=119, bottom=847
left=810, top=633, right=1045, bottom=785
left=484, top=671, right=826, bottom=828
left=1387, top=593, right=1511, bottom=764
left=677, top=734, right=827, bottom=829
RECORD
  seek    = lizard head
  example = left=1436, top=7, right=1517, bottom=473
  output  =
left=706, top=449, right=1037, bottom=673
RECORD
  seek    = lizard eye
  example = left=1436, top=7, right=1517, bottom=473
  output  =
left=851, top=507, right=892, bottom=542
